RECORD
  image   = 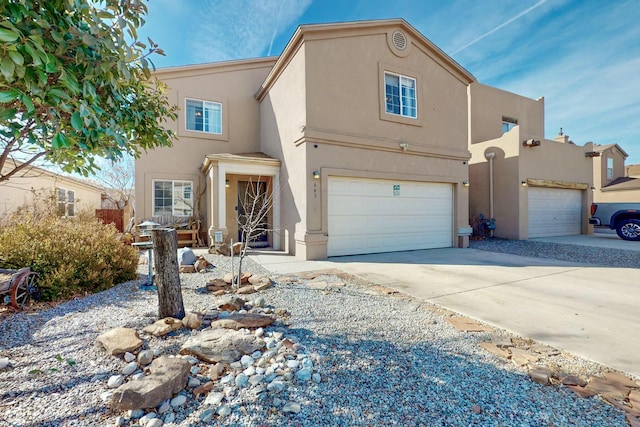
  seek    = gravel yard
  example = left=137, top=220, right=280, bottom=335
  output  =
left=0, top=241, right=635, bottom=426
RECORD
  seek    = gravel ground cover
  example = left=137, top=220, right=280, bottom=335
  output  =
left=470, top=237, right=640, bottom=269
left=0, top=244, right=633, bottom=427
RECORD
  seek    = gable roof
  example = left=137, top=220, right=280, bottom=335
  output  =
left=602, top=176, right=640, bottom=191
left=594, top=143, right=629, bottom=158
left=255, top=18, right=476, bottom=101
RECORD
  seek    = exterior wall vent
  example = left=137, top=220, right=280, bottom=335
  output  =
left=392, top=31, right=407, bottom=50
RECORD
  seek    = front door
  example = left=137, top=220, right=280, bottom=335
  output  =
left=237, top=180, right=269, bottom=247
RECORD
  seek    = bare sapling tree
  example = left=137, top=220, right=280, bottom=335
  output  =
left=94, top=156, right=135, bottom=211
left=234, top=177, right=274, bottom=287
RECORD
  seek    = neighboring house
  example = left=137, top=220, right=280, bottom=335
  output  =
left=468, top=83, right=595, bottom=240
left=0, top=160, right=104, bottom=218
left=592, top=145, right=640, bottom=203
left=135, top=19, right=475, bottom=259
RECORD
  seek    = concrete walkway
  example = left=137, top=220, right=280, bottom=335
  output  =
left=249, top=247, right=640, bottom=378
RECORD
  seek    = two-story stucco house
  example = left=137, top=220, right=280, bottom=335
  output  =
left=135, top=19, right=476, bottom=259
left=591, top=144, right=640, bottom=203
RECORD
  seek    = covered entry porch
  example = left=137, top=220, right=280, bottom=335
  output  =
left=201, top=153, right=281, bottom=249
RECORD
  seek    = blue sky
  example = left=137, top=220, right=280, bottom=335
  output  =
left=140, top=0, right=640, bottom=164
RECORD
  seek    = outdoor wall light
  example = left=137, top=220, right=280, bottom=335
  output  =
left=521, top=180, right=528, bottom=187
left=399, top=143, right=409, bottom=151
left=313, top=171, right=320, bottom=179
left=225, top=179, right=230, bottom=188
left=591, top=186, right=596, bottom=191
left=463, top=180, right=469, bottom=187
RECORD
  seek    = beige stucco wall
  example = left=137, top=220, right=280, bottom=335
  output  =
left=135, top=59, right=277, bottom=226
left=592, top=145, right=627, bottom=192
left=0, top=164, right=102, bottom=218
left=469, top=124, right=594, bottom=239
left=595, top=187, right=640, bottom=203
left=469, top=82, right=544, bottom=145
left=260, top=25, right=472, bottom=259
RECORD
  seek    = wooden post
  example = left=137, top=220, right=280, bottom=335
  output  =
left=151, top=228, right=185, bottom=319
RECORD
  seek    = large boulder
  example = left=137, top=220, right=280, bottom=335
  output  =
left=96, top=328, right=143, bottom=355
left=209, top=313, right=275, bottom=330
left=109, top=356, right=191, bottom=410
left=180, top=329, right=264, bottom=363
left=177, top=247, right=196, bottom=266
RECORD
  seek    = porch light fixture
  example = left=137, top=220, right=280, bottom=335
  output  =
left=463, top=180, right=469, bottom=187
left=312, top=171, right=320, bottom=179
left=399, top=143, right=409, bottom=151
left=585, top=151, right=601, bottom=157
left=521, top=180, right=528, bottom=187
left=591, top=186, right=596, bottom=191
left=522, top=139, right=541, bottom=147
left=225, top=180, right=230, bottom=188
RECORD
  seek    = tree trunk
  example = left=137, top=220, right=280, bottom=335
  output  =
left=152, top=228, right=185, bottom=319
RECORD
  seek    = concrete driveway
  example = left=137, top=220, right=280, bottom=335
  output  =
left=251, top=246, right=640, bottom=378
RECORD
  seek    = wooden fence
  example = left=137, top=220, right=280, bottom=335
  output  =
left=96, top=209, right=124, bottom=232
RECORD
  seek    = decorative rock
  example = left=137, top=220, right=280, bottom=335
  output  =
left=182, top=355, right=198, bottom=364
left=478, top=342, right=509, bottom=359
left=296, top=367, right=313, bottom=382
left=139, top=413, right=158, bottom=425
left=273, top=397, right=282, bottom=407
left=194, top=256, right=211, bottom=272
left=232, top=242, right=244, bottom=255
left=562, top=375, right=587, bottom=387
left=96, top=328, right=143, bottom=355
left=114, top=416, right=125, bottom=426
left=217, top=405, right=232, bottom=417
left=236, top=285, right=256, bottom=295
left=107, top=375, right=124, bottom=388
left=170, top=394, right=187, bottom=407
left=109, top=356, right=191, bottom=411
left=182, top=312, right=203, bottom=329
left=131, top=373, right=145, bottom=381
left=471, top=405, right=482, bottom=414
left=128, top=409, right=144, bottom=419
left=177, top=247, right=196, bottom=265
left=122, top=361, right=139, bottom=376
left=0, top=357, right=9, bottom=370
left=287, top=360, right=300, bottom=369
left=209, top=313, right=275, bottom=330
left=491, top=336, right=514, bottom=348
left=241, top=354, right=254, bottom=366
left=223, top=273, right=234, bottom=284
left=302, top=358, right=313, bottom=369
left=255, top=280, right=274, bottom=291
left=249, top=374, right=264, bottom=385
left=235, top=373, right=249, bottom=387
left=509, top=348, right=539, bottom=366
left=528, top=367, right=551, bottom=385
left=157, top=400, right=171, bottom=414
left=123, top=352, right=136, bottom=363
left=272, top=331, right=284, bottom=340
left=207, top=278, right=230, bottom=292
left=100, top=391, right=114, bottom=402
left=282, top=402, right=301, bottom=414
left=190, top=366, right=201, bottom=375
left=253, top=296, right=266, bottom=307
left=180, top=329, right=264, bottom=363
left=193, top=381, right=214, bottom=396
left=267, top=380, right=285, bottom=393
left=179, top=265, right=196, bottom=273
left=147, top=419, right=164, bottom=427
left=142, top=318, right=183, bottom=337
left=214, top=243, right=231, bottom=257
left=220, top=374, right=235, bottom=384
left=204, top=392, right=225, bottom=406
left=163, top=412, right=175, bottom=424
left=188, top=377, right=201, bottom=388
left=248, top=275, right=264, bottom=285
left=586, top=375, right=633, bottom=400
left=244, top=366, right=256, bottom=376
left=199, top=408, right=214, bottom=422
left=138, top=350, right=155, bottom=366
left=215, top=295, right=245, bottom=311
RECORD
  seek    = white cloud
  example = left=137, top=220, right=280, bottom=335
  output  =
left=190, top=0, right=312, bottom=63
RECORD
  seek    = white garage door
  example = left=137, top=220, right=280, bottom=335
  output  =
left=327, top=177, right=453, bottom=256
left=528, top=187, right=582, bottom=238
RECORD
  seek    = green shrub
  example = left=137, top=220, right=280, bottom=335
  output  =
left=0, top=195, right=138, bottom=301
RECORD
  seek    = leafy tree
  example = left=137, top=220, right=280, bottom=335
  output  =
left=0, top=0, right=177, bottom=183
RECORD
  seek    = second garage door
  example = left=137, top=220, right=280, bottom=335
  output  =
left=327, top=177, right=453, bottom=256
left=528, top=187, right=583, bottom=238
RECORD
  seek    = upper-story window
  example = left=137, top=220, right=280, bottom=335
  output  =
left=186, top=99, right=222, bottom=134
left=384, top=72, right=417, bottom=118
left=57, top=188, right=75, bottom=217
left=607, top=158, right=614, bottom=180
left=502, top=116, right=518, bottom=134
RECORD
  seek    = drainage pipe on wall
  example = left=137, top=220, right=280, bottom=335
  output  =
left=485, top=152, right=496, bottom=237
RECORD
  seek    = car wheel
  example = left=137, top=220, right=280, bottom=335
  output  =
left=616, top=219, right=640, bottom=241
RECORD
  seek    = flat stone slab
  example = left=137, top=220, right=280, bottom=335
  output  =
left=142, top=318, right=182, bottom=337
left=446, top=317, right=492, bottom=332
left=562, top=374, right=587, bottom=387
left=96, top=328, right=143, bottom=355
left=528, top=367, right=551, bottom=385
left=631, top=390, right=640, bottom=411
left=567, top=385, right=598, bottom=398
left=603, top=372, right=640, bottom=389
left=491, top=336, right=513, bottom=348
left=509, top=348, right=539, bottom=366
left=209, top=313, right=275, bottom=330
left=478, top=342, right=509, bottom=359
left=180, top=329, right=265, bottom=363
left=110, top=356, right=191, bottom=410
left=215, top=295, right=245, bottom=311
left=586, top=376, right=631, bottom=400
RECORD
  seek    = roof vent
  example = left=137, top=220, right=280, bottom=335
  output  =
left=392, top=31, right=407, bottom=50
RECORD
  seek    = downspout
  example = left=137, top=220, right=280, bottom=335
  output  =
left=485, top=152, right=496, bottom=237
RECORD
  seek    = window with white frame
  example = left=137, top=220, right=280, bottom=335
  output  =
left=502, top=116, right=518, bottom=134
left=607, top=158, right=614, bottom=179
left=384, top=72, right=417, bottom=118
left=153, top=180, right=193, bottom=216
left=57, top=188, right=75, bottom=217
left=185, top=98, right=222, bottom=134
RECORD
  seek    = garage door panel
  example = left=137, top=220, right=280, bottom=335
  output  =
left=328, top=177, right=453, bottom=256
left=528, top=187, right=582, bottom=238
